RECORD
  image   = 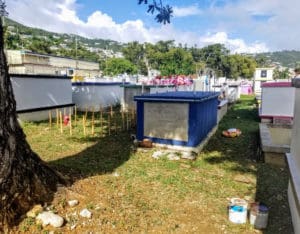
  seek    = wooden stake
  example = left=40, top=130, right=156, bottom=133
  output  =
left=126, top=112, right=129, bottom=130
left=110, top=105, right=113, bottom=117
left=49, top=110, right=52, bottom=129
left=114, top=117, right=117, bottom=134
left=69, top=112, right=72, bottom=136
left=100, top=108, right=103, bottom=136
left=74, top=106, right=77, bottom=126
left=108, top=116, right=111, bottom=136
left=85, top=107, right=88, bottom=119
left=121, top=110, right=125, bottom=130
left=134, top=110, right=136, bottom=127
left=83, top=116, right=86, bottom=137
left=56, top=109, right=59, bottom=127
left=91, top=107, right=95, bottom=136
left=63, top=108, right=66, bottom=116
left=131, top=108, right=135, bottom=127
left=59, top=111, right=63, bottom=134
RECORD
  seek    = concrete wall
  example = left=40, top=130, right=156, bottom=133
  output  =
left=6, top=50, right=23, bottom=64
left=11, top=74, right=72, bottom=111
left=144, top=102, right=189, bottom=141
left=11, top=74, right=73, bottom=121
left=72, top=82, right=124, bottom=111
left=24, top=53, right=49, bottom=65
left=217, top=100, right=228, bottom=123
left=286, top=78, right=300, bottom=233
left=228, top=86, right=241, bottom=103
left=121, top=86, right=151, bottom=112
left=261, top=87, right=295, bottom=117
left=6, top=50, right=101, bottom=77
left=150, top=86, right=176, bottom=93
left=288, top=182, right=300, bottom=234
left=49, top=56, right=99, bottom=70
left=24, top=64, right=59, bottom=75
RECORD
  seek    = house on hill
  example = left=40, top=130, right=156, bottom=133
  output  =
left=6, top=50, right=101, bottom=78
left=253, top=67, right=274, bottom=97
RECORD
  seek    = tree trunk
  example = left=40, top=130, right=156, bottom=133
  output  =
left=0, top=20, right=65, bottom=231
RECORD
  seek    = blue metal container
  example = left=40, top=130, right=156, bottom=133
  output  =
left=134, top=91, right=219, bottom=148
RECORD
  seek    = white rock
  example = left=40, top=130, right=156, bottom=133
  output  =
left=68, top=200, right=79, bottom=207
left=80, top=209, right=92, bottom=218
left=152, top=151, right=164, bottom=159
left=167, top=153, right=180, bottom=161
left=112, top=172, right=120, bottom=177
left=36, top=211, right=64, bottom=228
left=181, top=152, right=197, bottom=160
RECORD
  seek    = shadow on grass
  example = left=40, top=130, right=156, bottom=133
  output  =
left=203, top=96, right=293, bottom=233
left=48, top=131, right=133, bottom=181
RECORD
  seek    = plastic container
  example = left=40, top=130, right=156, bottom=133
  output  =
left=228, top=198, right=248, bottom=224
left=250, top=202, right=269, bottom=229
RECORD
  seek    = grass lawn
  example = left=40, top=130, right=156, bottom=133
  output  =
left=15, top=95, right=293, bottom=233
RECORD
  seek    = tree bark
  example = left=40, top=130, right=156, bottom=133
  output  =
left=0, top=20, right=65, bottom=231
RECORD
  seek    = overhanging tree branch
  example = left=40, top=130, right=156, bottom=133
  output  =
left=138, top=0, right=173, bottom=24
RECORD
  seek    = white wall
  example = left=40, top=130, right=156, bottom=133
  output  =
left=261, top=87, right=295, bottom=117
left=255, top=68, right=274, bottom=80
left=72, top=83, right=124, bottom=111
left=11, top=75, right=73, bottom=112
left=287, top=79, right=300, bottom=233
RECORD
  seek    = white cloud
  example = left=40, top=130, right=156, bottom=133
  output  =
left=173, top=5, right=202, bottom=17
left=6, top=0, right=270, bottom=53
left=203, top=0, right=300, bottom=51
left=200, top=32, right=268, bottom=53
left=87, top=11, right=116, bottom=28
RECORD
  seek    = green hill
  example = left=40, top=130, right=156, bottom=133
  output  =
left=259, top=51, right=300, bottom=68
left=4, top=18, right=300, bottom=68
left=4, top=17, right=124, bottom=62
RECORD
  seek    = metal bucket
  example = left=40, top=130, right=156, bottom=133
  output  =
left=250, top=202, right=269, bottom=229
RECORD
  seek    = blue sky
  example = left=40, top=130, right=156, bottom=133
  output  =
left=6, top=0, right=300, bottom=53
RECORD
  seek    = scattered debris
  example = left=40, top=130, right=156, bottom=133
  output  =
left=228, top=198, right=248, bottom=224
left=68, top=200, right=79, bottom=207
left=133, top=139, right=139, bottom=147
left=36, top=211, right=64, bottom=228
left=152, top=151, right=164, bottom=159
left=276, top=194, right=283, bottom=201
left=80, top=208, right=92, bottom=218
left=139, top=139, right=153, bottom=148
left=167, top=152, right=180, bottom=161
left=222, top=128, right=242, bottom=138
left=181, top=151, right=197, bottom=160
left=152, top=150, right=197, bottom=161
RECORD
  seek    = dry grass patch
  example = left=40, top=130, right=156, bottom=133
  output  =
left=14, top=97, right=293, bottom=233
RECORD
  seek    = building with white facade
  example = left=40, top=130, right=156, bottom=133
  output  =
left=6, top=50, right=101, bottom=78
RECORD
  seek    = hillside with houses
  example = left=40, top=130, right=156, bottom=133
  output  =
left=4, top=17, right=300, bottom=74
